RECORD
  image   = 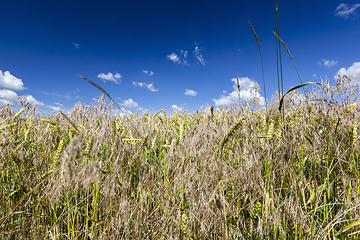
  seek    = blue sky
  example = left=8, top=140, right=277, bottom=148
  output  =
left=1, top=0, right=360, bottom=115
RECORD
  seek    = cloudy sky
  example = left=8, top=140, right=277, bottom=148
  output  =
left=1, top=0, right=360, bottom=114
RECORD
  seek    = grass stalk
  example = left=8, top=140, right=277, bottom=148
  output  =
left=248, top=21, right=268, bottom=113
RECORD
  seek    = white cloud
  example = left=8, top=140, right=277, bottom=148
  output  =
left=117, top=109, right=132, bottom=116
left=123, top=98, right=139, bottom=108
left=335, top=3, right=360, bottom=19
left=54, top=102, right=63, bottom=107
left=193, top=45, right=206, bottom=66
left=0, top=91, right=45, bottom=107
left=167, top=50, right=189, bottom=65
left=172, top=105, right=183, bottom=112
left=132, top=81, right=158, bottom=92
left=97, top=72, right=122, bottom=84
left=167, top=53, right=180, bottom=63
left=334, top=62, right=360, bottom=84
left=73, top=42, right=79, bottom=48
left=143, top=70, right=154, bottom=76
left=25, top=95, right=45, bottom=106
left=0, top=70, right=25, bottom=91
left=318, top=59, right=338, bottom=67
left=41, top=91, right=71, bottom=99
left=185, top=89, right=198, bottom=96
left=213, top=77, right=264, bottom=106
left=46, top=105, right=61, bottom=112
left=0, top=99, right=10, bottom=105
left=0, top=89, right=19, bottom=102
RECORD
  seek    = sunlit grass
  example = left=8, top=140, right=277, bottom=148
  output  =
left=1, top=1, right=360, bottom=239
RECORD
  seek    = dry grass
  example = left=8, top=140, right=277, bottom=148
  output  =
left=1, top=75, right=360, bottom=239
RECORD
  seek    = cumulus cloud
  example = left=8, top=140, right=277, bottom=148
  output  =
left=142, top=70, right=154, bottom=76
left=73, top=42, right=79, bottom=48
left=0, top=89, right=18, bottom=102
left=172, top=105, right=183, bottom=112
left=335, top=3, right=360, bottom=19
left=334, top=62, right=360, bottom=84
left=167, top=50, right=189, bottom=65
left=25, top=95, right=45, bottom=106
left=318, top=59, right=338, bottom=67
left=0, top=70, right=45, bottom=107
left=213, top=77, right=264, bottom=106
left=0, top=70, right=25, bottom=91
left=132, top=81, right=158, bottom=92
left=185, top=89, right=198, bottom=96
left=0, top=90, right=45, bottom=107
left=117, top=109, right=132, bottom=116
left=46, top=105, right=61, bottom=112
left=123, top=98, right=139, bottom=108
left=0, top=99, right=10, bottom=105
left=193, top=44, right=206, bottom=66
left=167, top=53, right=180, bottom=63
left=54, top=102, right=63, bottom=107
left=97, top=72, right=122, bottom=84
left=46, top=102, right=63, bottom=112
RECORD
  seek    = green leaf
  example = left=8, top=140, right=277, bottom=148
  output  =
left=335, top=219, right=360, bottom=236
left=335, top=157, right=349, bottom=164
left=304, top=135, right=313, bottom=146
left=279, top=82, right=319, bottom=112
left=317, top=184, right=325, bottom=192
left=135, top=154, right=154, bottom=160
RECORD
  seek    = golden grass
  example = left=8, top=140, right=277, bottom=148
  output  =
left=1, top=76, right=360, bottom=238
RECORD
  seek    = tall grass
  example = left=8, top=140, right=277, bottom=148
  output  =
left=1, top=1, right=360, bottom=239
left=1, top=75, right=360, bottom=239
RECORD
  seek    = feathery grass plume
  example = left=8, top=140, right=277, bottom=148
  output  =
left=272, top=31, right=308, bottom=107
left=248, top=21, right=268, bottom=112
left=272, top=32, right=291, bottom=59
left=236, top=74, right=242, bottom=108
left=79, top=75, right=113, bottom=101
left=79, top=75, right=141, bottom=137
left=249, top=21, right=260, bottom=51
left=59, top=110, right=79, bottom=132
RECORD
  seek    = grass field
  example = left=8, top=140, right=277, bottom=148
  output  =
left=1, top=75, right=360, bottom=239
left=1, top=1, right=360, bottom=238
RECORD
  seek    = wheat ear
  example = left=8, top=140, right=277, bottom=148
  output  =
left=219, top=118, right=246, bottom=181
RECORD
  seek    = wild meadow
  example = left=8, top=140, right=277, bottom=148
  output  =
left=1, top=1, right=360, bottom=239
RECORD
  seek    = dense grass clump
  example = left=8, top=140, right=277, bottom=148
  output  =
left=1, top=76, right=360, bottom=239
